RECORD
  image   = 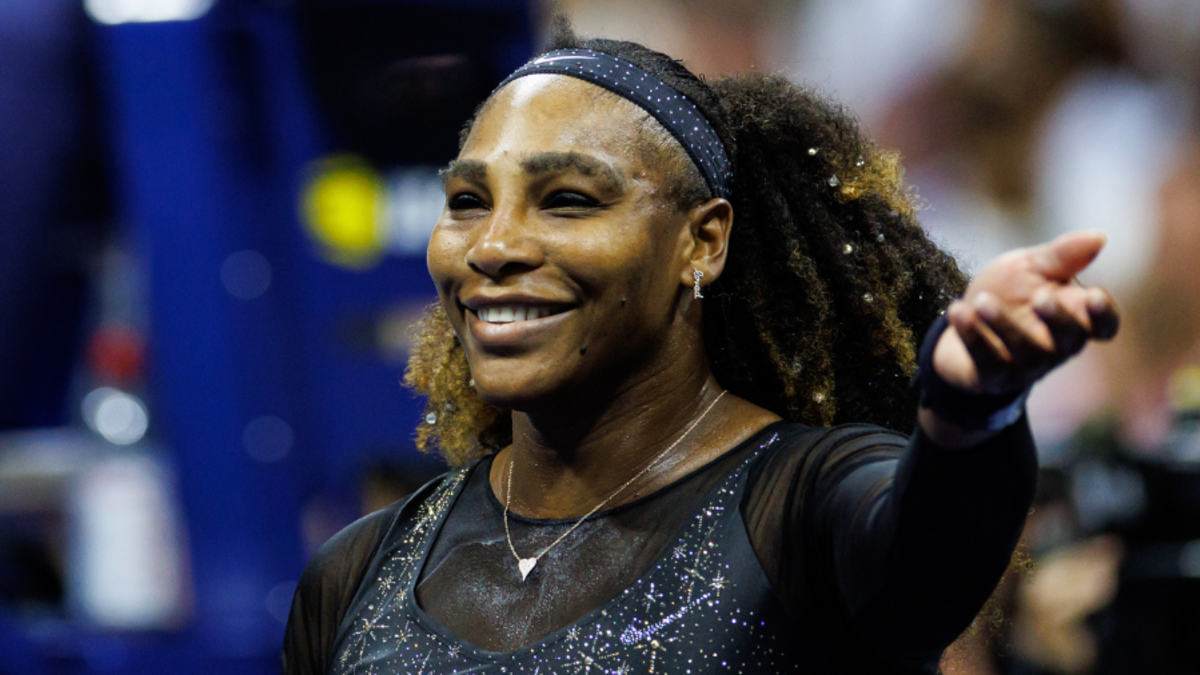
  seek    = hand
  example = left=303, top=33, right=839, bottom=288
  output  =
left=933, top=231, right=1120, bottom=396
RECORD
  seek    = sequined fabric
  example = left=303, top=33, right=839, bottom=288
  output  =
left=286, top=420, right=1039, bottom=675
left=332, top=431, right=806, bottom=673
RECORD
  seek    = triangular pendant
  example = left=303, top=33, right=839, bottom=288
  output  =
left=518, top=557, right=538, bottom=581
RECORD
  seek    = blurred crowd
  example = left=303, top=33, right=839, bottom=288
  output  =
left=3, top=0, right=1200, bottom=672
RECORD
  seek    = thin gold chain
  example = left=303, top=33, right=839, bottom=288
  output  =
left=503, top=390, right=727, bottom=567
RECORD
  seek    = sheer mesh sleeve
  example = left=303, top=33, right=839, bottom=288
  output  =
left=743, top=418, right=1037, bottom=671
left=281, top=502, right=406, bottom=675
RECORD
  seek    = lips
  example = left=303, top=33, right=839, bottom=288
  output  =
left=460, top=296, right=576, bottom=348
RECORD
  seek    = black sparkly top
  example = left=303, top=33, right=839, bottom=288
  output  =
left=282, top=420, right=1036, bottom=674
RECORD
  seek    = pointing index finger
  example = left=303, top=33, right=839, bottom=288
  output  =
left=1030, top=231, right=1108, bottom=282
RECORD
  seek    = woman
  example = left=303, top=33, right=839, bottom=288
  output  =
left=283, top=26, right=1118, bottom=674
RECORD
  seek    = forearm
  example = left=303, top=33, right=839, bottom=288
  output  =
left=837, top=417, right=1037, bottom=666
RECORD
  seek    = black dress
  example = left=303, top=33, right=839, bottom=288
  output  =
left=283, top=417, right=1036, bottom=674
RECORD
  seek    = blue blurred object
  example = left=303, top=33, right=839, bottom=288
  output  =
left=1, top=0, right=532, bottom=672
left=0, top=0, right=110, bottom=432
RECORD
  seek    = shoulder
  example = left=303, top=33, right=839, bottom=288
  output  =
left=292, top=469, right=464, bottom=622
left=312, top=468, right=465, bottom=583
left=283, top=469, right=466, bottom=674
left=300, top=503, right=404, bottom=597
left=739, top=423, right=913, bottom=621
left=752, top=421, right=908, bottom=484
left=745, top=422, right=909, bottom=522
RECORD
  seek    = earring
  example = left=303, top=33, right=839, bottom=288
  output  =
left=693, top=269, right=705, bottom=299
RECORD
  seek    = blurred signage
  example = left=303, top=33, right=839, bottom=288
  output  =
left=300, top=155, right=444, bottom=270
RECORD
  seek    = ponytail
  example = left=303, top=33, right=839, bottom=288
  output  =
left=704, top=74, right=967, bottom=432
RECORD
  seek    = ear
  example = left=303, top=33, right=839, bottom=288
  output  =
left=678, top=197, right=734, bottom=293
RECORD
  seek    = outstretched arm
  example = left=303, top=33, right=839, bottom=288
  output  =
left=765, top=232, right=1120, bottom=669
left=921, top=230, right=1119, bottom=447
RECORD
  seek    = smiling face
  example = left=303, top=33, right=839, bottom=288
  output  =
left=427, top=75, right=706, bottom=411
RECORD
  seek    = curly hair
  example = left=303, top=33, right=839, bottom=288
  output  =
left=404, top=23, right=969, bottom=466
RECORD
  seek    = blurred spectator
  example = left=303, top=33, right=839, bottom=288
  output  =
left=1101, top=138, right=1200, bottom=451
left=790, top=0, right=983, bottom=134
left=1011, top=536, right=1124, bottom=674
left=551, top=0, right=795, bottom=76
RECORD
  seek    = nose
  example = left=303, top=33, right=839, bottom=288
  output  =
left=464, top=203, right=543, bottom=278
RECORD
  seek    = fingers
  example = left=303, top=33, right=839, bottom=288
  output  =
left=1029, top=231, right=1107, bottom=282
left=1085, top=286, right=1120, bottom=341
left=1030, top=283, right=1119, bottom=344
left=1031, top=287, right=1092, bottom=358
left=947, top=281, right=1119, bottom=393
left=940, top=232, right=1120, bottom=394
left=953, top=292, right=1060, bottom=392
left=977, top=291, right=1061, bottom=362
left=946, top=299, right=1013, bottom=392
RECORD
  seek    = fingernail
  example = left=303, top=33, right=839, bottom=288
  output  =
left=1033, top=290, right=1054, bottom=313
left=972, top=292, right=998, bottom=319
left=1088, top=289, right=1107, bottom=310
left=1085, top=230, right=1108, bottom=245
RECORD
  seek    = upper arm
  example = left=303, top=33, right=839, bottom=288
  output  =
left=745, top=421, right=1036, bottom=669
left=743, top=424, right=905, bottom=619
left=280, top=504, right=405, bottom=675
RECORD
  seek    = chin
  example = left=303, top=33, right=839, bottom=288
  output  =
left=470, top=373, right=558, bottom=411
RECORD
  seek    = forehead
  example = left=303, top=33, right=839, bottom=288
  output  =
left=462, top=75, right=658, bottom=166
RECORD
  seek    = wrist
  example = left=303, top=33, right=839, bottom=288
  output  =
left=915, top=314, right=1030, bottom=433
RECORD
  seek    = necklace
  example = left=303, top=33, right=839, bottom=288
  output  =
left=503, top=390, right=727, bottom=581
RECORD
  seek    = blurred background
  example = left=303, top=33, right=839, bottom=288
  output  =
left=0, top=0, right=1197, bottom=673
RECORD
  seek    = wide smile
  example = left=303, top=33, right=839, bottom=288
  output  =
left=473, top=305, right=561, bottom=323
left=461, top=300, right=576, bottom=349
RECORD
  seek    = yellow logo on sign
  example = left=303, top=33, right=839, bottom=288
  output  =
left=300, top=155, right=384, bottom=270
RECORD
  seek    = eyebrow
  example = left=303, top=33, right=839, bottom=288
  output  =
left=439, top=159, right=487, bottom=186
left=439, top=152, right=627, bottom=191
left=520, top=152, right=626, bottom=190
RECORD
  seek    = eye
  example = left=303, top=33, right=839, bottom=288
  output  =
left=544, top=191, right=600, bottom=210
left=447, top=192, right=487, bottom=211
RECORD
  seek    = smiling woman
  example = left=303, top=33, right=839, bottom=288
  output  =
left=282, top=21, right=1119, bottom=675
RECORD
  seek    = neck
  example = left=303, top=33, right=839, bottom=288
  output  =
left=500, top=349, right=725, bottom=518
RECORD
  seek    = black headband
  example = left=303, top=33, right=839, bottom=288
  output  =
left=496, top=48, right=733, bottom=201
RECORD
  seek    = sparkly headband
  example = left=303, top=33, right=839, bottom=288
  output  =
left=496, top=48, right=733, bottom=201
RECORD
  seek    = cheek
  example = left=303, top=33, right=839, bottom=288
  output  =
left=555, top=227, right=656, bottom=296
left=426, top=221, right=464, bottom=291
left=561, top=231, right=676, bottom=324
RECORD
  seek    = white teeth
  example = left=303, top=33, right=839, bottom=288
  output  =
left=478, top=306, right=553, bottom=323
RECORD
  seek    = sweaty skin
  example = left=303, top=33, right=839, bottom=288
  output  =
left=428, top=75, right=774, bottom=518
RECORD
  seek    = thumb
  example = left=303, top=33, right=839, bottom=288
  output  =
left=1031, top=230, right=1107, bottom=281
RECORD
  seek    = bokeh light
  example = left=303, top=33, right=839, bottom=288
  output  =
left=84, top=0, right=215, bottom=25
left=82, top=387, right=150, bottom=446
